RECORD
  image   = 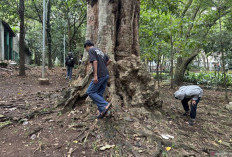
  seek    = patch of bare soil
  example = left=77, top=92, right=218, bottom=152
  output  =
left=0, top=66, right=231, bottom=157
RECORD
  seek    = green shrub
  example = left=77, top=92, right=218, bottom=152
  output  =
left=152, top=72, right=170, bottom=80
left=184, top=71, right=232, bottom=86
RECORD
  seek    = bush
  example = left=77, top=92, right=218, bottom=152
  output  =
left=184, top=71, right=232, bottom=86
left=152, top=72, right=170, bottom=80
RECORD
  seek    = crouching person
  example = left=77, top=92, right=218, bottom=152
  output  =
left=174, top=85, right=203, bottom=126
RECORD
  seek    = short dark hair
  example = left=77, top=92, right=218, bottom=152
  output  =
left=84, top=40, right=94, bottom=48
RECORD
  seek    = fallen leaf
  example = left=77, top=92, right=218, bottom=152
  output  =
left=165, top=147, right=171, bottom=151
left=218, top=140, right=222, bottom=143
left=99, top=144, right=115, bottom=151
left=138, top=150, right=143, bottom=153
left=73, top=140, right=78, bottom=144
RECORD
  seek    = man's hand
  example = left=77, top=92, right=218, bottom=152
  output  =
left=191, top=100, right=196, bottom=105
left=93, top=75, right=98, bottom=84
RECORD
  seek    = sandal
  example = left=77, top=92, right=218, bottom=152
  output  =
left=97, top=103, right=112, bottom=119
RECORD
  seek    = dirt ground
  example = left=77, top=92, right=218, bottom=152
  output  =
left=0, top=67, right=231, bottom=157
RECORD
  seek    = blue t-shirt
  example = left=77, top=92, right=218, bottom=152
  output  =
left=88, top=47, right=109, bottom=78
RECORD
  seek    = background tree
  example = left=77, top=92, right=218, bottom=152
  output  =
left=19, top=0, right=25, bottom=76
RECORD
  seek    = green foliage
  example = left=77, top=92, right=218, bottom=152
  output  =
left=184, top=71, right=232, bottom=86
left=140, top=0, right=232, bottom=76
left=0, top=0, right=87, bottom=66
left=152, top=72, right=170, bottom=80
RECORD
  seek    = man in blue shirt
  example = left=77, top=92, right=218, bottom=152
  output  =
left=84, top=40, right=112, bottom=119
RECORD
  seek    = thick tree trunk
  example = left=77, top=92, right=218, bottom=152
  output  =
left=174, top=51, right=198, bottom=85
left=46, top=0, right=52, bottom=69
left=58, top=0, right=161, bottom=111
left=19, top=0, right=25, bottom=76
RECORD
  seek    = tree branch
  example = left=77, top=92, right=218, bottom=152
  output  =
left=70, top=13, right=87, bottom=42
left=181, top=0, right=193, bottom=17
left=31, top=0, right=43, bottom=24
left=186, top=6, right=200, bottom=38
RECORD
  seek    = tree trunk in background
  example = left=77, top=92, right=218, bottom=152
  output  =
left=197, top=55, right=200, bottom=68
left=34, top=51, right=41, bottom=66
left=19, top=0, right=25, bottom=76
left=201, top=52, right=206, bottom=69
left=156, top=48, right=160, bottom=88
left=219, top=4, right=228, bottom=101
left=170, top=33, right=174, bottom=88
left=174, top=52, right=198, bottom=85
left=68, top=17, right=72, bottom=52
left=58, top=0, right=161, bottom=111
left=46, top=0, right=53, bottom=69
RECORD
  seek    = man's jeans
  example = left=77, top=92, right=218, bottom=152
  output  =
left=181, top=97, right=201, bottom=119
left=87, top=75, right=109, bottom=113
left=66, top=66, right=73, bottom=80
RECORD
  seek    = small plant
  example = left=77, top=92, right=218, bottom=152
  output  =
left=57, top=111, right=62, bottom=116
left=92, top=141, right=98, bottom=152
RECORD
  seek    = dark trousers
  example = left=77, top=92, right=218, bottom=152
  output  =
left=87, top=75, right=109, bottom=113
left=181, top=97, right=201, bottom=119
left=66, top=66, right=73, bottom=80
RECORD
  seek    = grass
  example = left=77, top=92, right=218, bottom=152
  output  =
left=0, top=120, right=12, bottom=129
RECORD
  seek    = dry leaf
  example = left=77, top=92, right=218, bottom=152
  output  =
left=165, top=147, right=171, bottom=151
left=99, top=144, right=115, bottom=151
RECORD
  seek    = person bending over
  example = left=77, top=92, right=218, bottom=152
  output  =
left=174, top=85, right=203, bottom=126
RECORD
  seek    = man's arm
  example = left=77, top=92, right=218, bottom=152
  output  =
left=106, top=59, right=112, bottom=66
left=93, top=60, right=98, bottom=84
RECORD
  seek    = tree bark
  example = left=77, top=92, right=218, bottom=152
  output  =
left=201, top=51, right=206, bottom=69
left=219, top=3, right=228, bottom=101
left=67, top=17, right=72, bottom=52
left=58, top=0, right=161, bottom=111
left=19, top=0, right=25, bottom=76
left=156, top=47, right=160, bottom=88
left=46, top=0, right=52, bottom=69
left=170, top=33, right=174, bottom=88
left=174, top=51, right=198, bottom=85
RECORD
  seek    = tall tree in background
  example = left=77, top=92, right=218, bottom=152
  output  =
left=173, top=0, right=231, bottom=85
left=58, top=0, right=161, bottom=111
left=218, top=0, right=228, bottom=101
left=19, top=0, right=25, bottom=76
left=46, top=0, right=52, bottom=69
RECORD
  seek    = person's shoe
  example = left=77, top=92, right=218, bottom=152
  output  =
left=189, top=119, right=196, bottom=126
left=105, top=111, right=111, bottom=117
left=182, top=111, right=190, bottom=116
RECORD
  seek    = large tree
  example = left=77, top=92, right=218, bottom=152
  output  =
left=58, top=0, right=161, bottom=111
left=173, top=0, right=232, bottom=85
